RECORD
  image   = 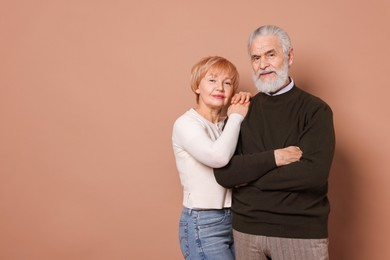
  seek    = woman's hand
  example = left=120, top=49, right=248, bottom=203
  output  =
left=227, top=102, right=250, bottom=117
left=274, top=146, right=303, bottom=166
left=231, top=91, right=251, bottom=104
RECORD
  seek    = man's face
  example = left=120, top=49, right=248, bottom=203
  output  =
left=249, top=35, right=293, bottom=93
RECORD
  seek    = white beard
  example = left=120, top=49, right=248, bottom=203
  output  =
left=252, top=61, right=289, bottom=94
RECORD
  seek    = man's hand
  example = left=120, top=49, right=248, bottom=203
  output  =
left=274, top=146, right=302, bottom=166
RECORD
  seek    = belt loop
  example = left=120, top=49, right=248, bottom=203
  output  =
left=188, top=208, right=192, bottom=216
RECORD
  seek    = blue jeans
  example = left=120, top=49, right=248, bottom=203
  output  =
left=179, top=207, right=235, bottom=260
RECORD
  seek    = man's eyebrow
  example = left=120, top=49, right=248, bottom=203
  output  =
left=251, top=49, right=276, bottom=58
left=264, top=49, right=276, bottom=55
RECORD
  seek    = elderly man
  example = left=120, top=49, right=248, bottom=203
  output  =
left=214, top=25, right=335, bottom=260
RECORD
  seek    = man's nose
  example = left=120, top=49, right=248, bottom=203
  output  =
left=259, top=57, right=270, bottom=70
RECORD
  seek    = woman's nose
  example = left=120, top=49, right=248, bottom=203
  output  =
left=216, top=82, right=224, bottom=91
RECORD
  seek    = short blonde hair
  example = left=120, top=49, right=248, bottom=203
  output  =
left=190, top=56, right=239, bottom=102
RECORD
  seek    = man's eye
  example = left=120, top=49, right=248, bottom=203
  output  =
left=267, top=53, right=275, bottom=58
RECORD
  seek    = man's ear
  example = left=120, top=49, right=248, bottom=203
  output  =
left=288, top=48, right=294, bottom=67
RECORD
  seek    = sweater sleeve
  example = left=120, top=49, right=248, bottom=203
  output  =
left=255, top=103, right=335, bottom=192
left=172, top=113, right=244, bottom=168
left=214, top=150, right=277, bottom=188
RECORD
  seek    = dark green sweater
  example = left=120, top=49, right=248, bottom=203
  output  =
left=214, top=85, right=335, bottom=239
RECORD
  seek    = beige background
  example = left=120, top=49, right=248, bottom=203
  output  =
left=1, top=0, right=389, bottom=259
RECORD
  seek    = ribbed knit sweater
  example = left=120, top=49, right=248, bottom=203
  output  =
left=214, top=85, right=335, bottom=238
left=172, top=109, right=244, bottom=209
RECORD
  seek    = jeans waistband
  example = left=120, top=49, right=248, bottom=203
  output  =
left=183, top=206, right=231, bottom=216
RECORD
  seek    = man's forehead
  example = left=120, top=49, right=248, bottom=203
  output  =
left=250, top=35, right=282, bottom=53
left=250, top=45, right=276, bottom=54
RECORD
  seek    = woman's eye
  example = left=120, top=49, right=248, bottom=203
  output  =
left=224, top=82, right=232, bottom=86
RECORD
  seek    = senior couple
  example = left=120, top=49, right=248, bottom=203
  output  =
left=172, top=25, right=335, bottom=260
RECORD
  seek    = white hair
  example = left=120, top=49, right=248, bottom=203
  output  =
left=247, top=25, right=292, bottom=57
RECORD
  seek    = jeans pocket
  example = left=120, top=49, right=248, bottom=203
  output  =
left=179, top=221, right=189, bottom=258
left=197, top=210, right=228, bottom=228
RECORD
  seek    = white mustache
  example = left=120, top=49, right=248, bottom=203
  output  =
left=257, top=70, right=276, bottom=77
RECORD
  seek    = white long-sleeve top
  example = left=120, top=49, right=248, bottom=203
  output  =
left=172, top=108, right=244, bottom=209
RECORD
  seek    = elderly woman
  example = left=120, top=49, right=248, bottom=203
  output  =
left=172, top=56, right=301, bottom=259
left=172, top=56, right=248, bottom=259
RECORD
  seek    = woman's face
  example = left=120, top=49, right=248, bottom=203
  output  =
left=196, top=69, right=234, bottom=110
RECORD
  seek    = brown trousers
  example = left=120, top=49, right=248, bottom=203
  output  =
left=233, top=229, right=329, bottom=260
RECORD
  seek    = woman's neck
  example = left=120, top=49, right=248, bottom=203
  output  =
left=195, top=105, right=222, bottom=124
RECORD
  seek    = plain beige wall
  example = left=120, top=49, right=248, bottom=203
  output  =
left=1, top=0, right=389, bottom=259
